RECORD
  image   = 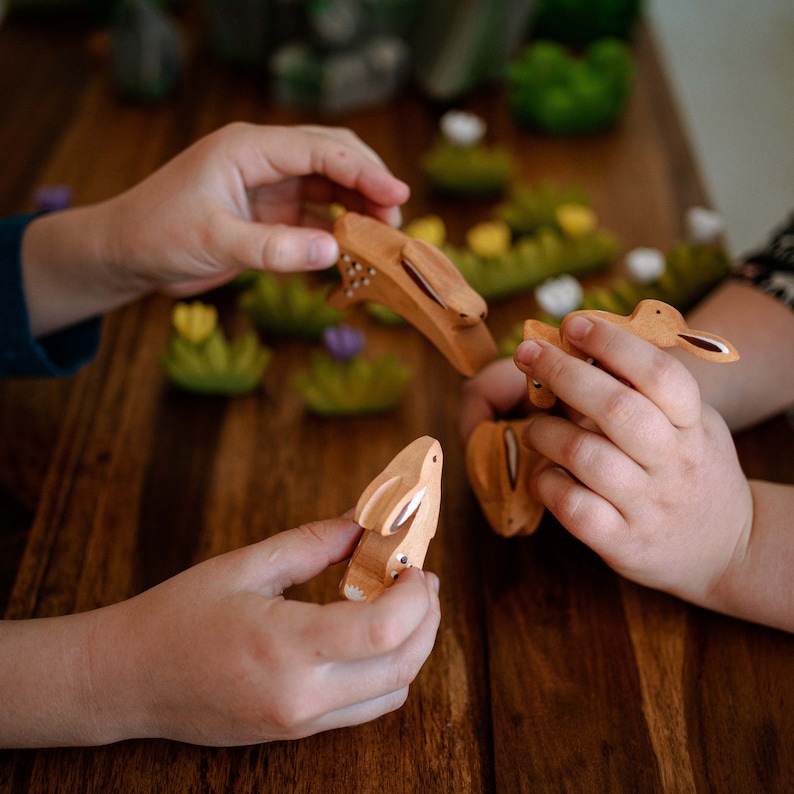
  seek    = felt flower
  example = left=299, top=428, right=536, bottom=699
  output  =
left=172, top=301, right=218, bottom=344
left=555, top=203, right=597, bottom=238
left=626, top=247, right=666, bottom=284
left=466, top=220, right=512, bottom=258
left=404, top=215, right=447, bottom=248
left=323, top=324, right=366, bottom=361
left=440, top=109, right=487, bottom=148
left=33, top=184, right=73, bottom=212
left=685, top=206, right=725, bottom=243
left=535, top=274, right=583, bottom=318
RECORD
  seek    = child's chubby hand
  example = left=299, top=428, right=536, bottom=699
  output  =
left=512, top=313, right=754, bottom=604
left=89, top=515, right=440, bottom=746
left=103, top=122, right=411, bottom=297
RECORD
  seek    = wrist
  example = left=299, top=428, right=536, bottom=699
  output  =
left=21, top=202, right=148, bottom=337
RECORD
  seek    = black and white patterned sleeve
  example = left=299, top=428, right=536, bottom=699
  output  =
left=731, top=214, right=794, bottom=311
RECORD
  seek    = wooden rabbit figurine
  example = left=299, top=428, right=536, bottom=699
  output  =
left=330, top=212, right=498, bottom=377
left=340, top=436, right=443, bottom=601
left=523, top=299, right=740, bottom=408
left=465, top=418, right=546, bottom=537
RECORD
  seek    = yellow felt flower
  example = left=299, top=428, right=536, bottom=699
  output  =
left=555, top=203, right=597, bottom=238
left=404, top=214, right=447, bottom=248
left=172, top=301, right=218, bottom=344
left=466, top=220, right=511, bottom=257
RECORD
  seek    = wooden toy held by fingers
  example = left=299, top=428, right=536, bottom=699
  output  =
left=340, top=436, right=443, bottom=601
left=329, top=212, right=498, bottom=377
left=465, top=419, right=546, bottom=537
left=523, top=299, right=740, bottom=408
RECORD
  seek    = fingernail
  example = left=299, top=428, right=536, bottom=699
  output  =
left=515, top=339, right=542, bottom=367
left=309, top=235, right=339, bottom=268
left=385, top=206, right=403, bottom=228
left=563, top=314, right=594, bottom=341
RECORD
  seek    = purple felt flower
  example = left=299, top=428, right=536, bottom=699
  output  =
left=32, top=184, right=73, bottom=212
left=323, top=324, right=366, bottom=361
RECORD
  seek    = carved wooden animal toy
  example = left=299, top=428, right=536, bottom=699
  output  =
left=465, top=418, right=545, bottom=537
left=523, top=299, right=740, bottom=408
left=329, top=212, right=498, bottom=377
left=340, top=435, right=443, bottom=601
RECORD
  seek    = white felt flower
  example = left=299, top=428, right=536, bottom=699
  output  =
left=535, top=275, right=583, bottom=319
left=440, top=110, right=486, bottom=148
left=685, top=206, right=725, bottom=242
left=625, top=246, right=666, bottom=283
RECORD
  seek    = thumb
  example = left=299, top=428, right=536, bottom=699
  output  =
left=247, top=516, right=363, bottom=594
left=218, top=216, right=340, bottom=272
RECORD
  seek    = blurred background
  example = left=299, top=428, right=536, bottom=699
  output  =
left=1, top=0, right=792, bottom=256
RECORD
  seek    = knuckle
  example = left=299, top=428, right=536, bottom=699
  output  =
left=602, top=387, right=640, bottom=429
left=264, top=690, right=317, bottom=735
left=261, top=225, right=293, bottom=270
left=365, top=615, right=402, bottom=656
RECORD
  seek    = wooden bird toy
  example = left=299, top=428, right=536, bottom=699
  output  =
left=329, top=212, right=498, bottom=377
left=340, top=436, right=443, bottom=601
left=523, top=299, right=740, bottom=408
left=465, top=418, right=545, bottom=537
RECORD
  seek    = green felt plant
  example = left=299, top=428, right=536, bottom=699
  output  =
left=446, top=225, right=619, bottom=303
left=498, top=241, right=732, bottom=352
left=161, top=301, right=271, bottom=395
left=507, top=39, right=634, bottom=135
left=422, top=138, right=515, bottom=196
left=578, top=242, right=732, bottom=314
left=495, top=181, right=590, bottom=236
left=529, top=0, right=643, bottom=46
left=239, top=272, right=344, bottom=339
left=294, top=351, right=410, bottom=417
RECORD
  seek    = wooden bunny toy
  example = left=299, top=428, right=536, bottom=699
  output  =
left=340, top=436, right=443, bottom=601
left=330, top=212, right=498, bottom=377
left=523, top=299, right=740, bottom=408
left=465, top=418, right=545, bottom=537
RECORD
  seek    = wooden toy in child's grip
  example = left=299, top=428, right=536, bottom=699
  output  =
left=465, top=418, right=545, bottom=537
left=330, top=212, right=498, bottom=377
left=340, top=436, right=443, bottom=601
left=465, top=300, right=739, bottom=538
left=523, top=299, right=740, bottom=408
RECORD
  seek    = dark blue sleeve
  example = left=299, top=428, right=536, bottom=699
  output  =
left=0, top=213, right=102, bottom=377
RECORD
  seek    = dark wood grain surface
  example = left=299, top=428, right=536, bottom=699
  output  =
left=1, top=11, right=793, bottom=793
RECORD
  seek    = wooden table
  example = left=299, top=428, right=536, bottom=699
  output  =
left=1, top=11, right=793, bottom=793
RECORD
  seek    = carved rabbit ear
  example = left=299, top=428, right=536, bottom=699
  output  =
left=675, top=330, right=740, bottom=362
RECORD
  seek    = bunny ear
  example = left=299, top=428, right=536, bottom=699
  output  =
left=676, top=331, right=740, bottom=362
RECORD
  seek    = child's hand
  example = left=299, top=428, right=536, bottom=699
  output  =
left=513, top=313, right=754, bottom=607
left=459, top=356, right=531, bottom=445
left=22, top=124, right=411, bottom=336
left=92, top=516, right=440, bottom=746
left=108, top=123, right=411, bottom=295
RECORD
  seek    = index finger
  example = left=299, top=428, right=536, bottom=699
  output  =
left=561, top=314, right=703, bottom=429
left=231, top=124, right=411, bottom=223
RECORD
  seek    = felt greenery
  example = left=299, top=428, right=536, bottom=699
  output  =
left=495, top=182, right=591, bottom=235
left=160, top=301, right=271, bottom=394
left=529, top=0, right=643, bottom=46
left=507, top=39, right=634, bottom=135
left=578, top=242, right=732, bottom=314
left=446, top=224, right=619, bottom=303
left=498, top=241, right=732, bottom=354
left=239, top=272, right=344, bottom=339
left=422, top=138, right=515, bottom=196
left=293, top=325, right=411, bottom=417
